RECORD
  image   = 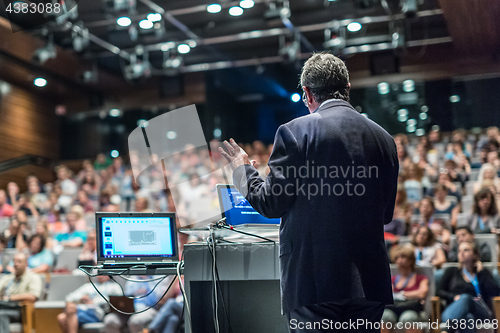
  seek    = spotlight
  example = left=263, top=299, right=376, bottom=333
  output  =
left=291, top=93, right=301, bottom=102
left=147, top=13, right=162, bottom=22
left=406, top=119, right=416, bottom=126
left=229, top=6, right=244, bottom=16
left=419, top=112, right=428, bottom=120
left=421, top=105, right=429, bottom=112
left=402, top=79, right=414, bottom=92
left=139, top=19, right=153, bottom=29
left=347, top=22, right=362, bottom=32
left=207, top=3, right=222, bottom=13
left=177, top=44, right=191, bottom=54
left=109, top=108, right=121, bottom=117
left=117, top=16, right=131, bottom=27
left=449, top=95, right=460, bottom=103
left=110, top=150, right=120, bottom=158
left=398, top=114, right=408, bottom=122
left=188, top=40, right=197, bottom=48
left=377, top=82, right=390, bottom=95
left=240, top=0, right=254, bottom=8
left=33, top=77, right=47, bottom=87
left=397, top=109, right=408, bottom=116
left=416, top=129, right=425, bottom=136
left=406, top=124, right=416, bottom=133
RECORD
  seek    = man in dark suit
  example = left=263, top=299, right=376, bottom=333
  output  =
left=219, top=53, right=398, bottom=332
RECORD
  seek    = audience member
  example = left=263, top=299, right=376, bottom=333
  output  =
left=3, top=219, right=27, bottom=250
left=78, top=229, right=96, bottom=264
left=433, top=184, right=459, bottom=230
left=403, top=164, right=426, bottom=205
left=439, top=242, right=500, bottom=333
left=447, top=227, right=491, bottom=263
left=0, top=253, right=42, bottom=332
left=57, top=276, right=121, bottom=333
left=385, top=187, right=411, bottom=237
left=411, top=197, right=451, bottom=246
left=35, top=221, right=55, bottom=250
left=474, top=163, right=500, bottom=194
left=0, top=190, right=14, bottom=218
left=382, top=245, right=428, bottom=333
left=465, top=188, right=500, bottom=234
left=411, top=226, right=446, bottom=268
left=54, top=212, right=87, bottom=247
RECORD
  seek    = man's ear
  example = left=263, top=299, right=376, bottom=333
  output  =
left=303, top=86, right=314, bottom=105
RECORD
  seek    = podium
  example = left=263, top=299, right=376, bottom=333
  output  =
left=183, top=242, right=288, bottom=333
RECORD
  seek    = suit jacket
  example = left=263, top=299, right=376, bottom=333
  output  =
left=232, top=99, right=399, bottom=314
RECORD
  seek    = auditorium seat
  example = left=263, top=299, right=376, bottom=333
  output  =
left=55, top=248, right=82, bottom=271
left=461, top=196, right=474, bottom=214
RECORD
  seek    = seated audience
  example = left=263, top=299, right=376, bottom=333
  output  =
left=430, top=170, right=461, bottom=203
left=78, top=229, right=97, bottom=265
left=448, top=227, right=491, bottom=263
left=411, top=197, right=451, bottom=246
left=382, top=245, right=428, bottom=333
left=433, top=184, right=459, bottom=230
left=465, top=188, right=500, bottom=234
left=7, top=234, right=53, bottom=274
left=148, top=297, right=184, bottom=333
left=0, top=190, right=14, bottom=218
left=57, top=276, right=121, bottom=333
left=3, top=219, right=27, bottom=250
left=69, top=205, right=87, bottom=231
left=74, top=190, right=95, bottom=213
left=403, top=164, right=425, bottom=205
left=0, top=236, right=7, bottom=273
left=54, top=212, right=87, bottom=247
left=411, top=226, right=446, bottom=269
left=385, top=187, right=411, bottom=237
left=439, top=242, right=500, bottom=333
left=35, top=221, right=54, bottom=250
left=474, top=163, right=500, bottom=194
left=0, top=253, right=42, bottom=332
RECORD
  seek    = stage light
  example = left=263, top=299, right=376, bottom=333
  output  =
left=421, top=105, right=429, bottom=112
left=419, top=112, right=428, bottom=120
left=109, top=108, right=120, bottom=117
left=397, top=109, right=408, bottom=117
left=166, top=131, right=177, bottom=139
left=147, top=13, right=162, bottom=22
left=229, top=6, right=244, bottom=16
left=347, top=22, right=362, bottom=32
left=111, top=150, right=120, bottom=158
left=398, top=114, right=408, bottom=122
left=207, top=3, right=222, bottom=13
left=407, top=119, right=416, bottom=126
left=139, top=19, right=153, bottom=29
left=188, top=40, right=197, bottom=48
left=377, top=82, right=389, bottom=95
left=214, top=128, right=222, bottom=137
left=33, top=77, right=47, bottom=87
left=117, top=16, right=131, bottom=27
left=450, top=95, right=460, bottom=103
left=291, top=93, right=301, bottom=102
left=406, top=124, right=416, bottom=133
left=137, top=119, right=149, bottom=127
left=403, top=79, right=414, bottom=92
left=177, top=44, right=191, bottom=54
left=416, top=129, right=425, bottom=136
left=240, top=0, right=254, bottom=9
left=432, top=125, right=440, bottom=131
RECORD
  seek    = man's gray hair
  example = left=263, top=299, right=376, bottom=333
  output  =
left=300, top=52, right=350, bottom=103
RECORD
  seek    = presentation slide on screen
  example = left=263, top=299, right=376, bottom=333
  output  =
left=101, top=217, right=174, bottom=258
left=220, top=188, right=280, bottom=225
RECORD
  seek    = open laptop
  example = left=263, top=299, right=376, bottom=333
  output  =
left=95, top=212, right=179, bottom=268
left=216, top=184, right=280, bottom=227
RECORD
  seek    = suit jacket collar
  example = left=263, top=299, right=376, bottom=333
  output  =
left=313, top=99, right=356, bottom=114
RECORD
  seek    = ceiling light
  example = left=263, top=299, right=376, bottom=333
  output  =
left=240, top=0, right=254, bottom=9
left=139, top=19, right=153, bottom=29
left=377, top=82, right=389, bottom=95
left=421, top=105, right=428, bottom=112
left=291, top=93, right=301, bottom=103
left=137, top=119, right=149, bottom=127
left=213, top=128, right=222, bottom=137
left=177, top=44, right=191, bottom=54
left=166, top=131, right=177, bottom=139
left=110, top=150, right=120, bottom=158
left=33, top=77, right=47, bottom=87
left=402, top=79, right=415, bottom=92
left=188, top=40, right=197, bottom=48
left=147, top=13, right=162, bottom=22
left=398, top=114, right=408, bottom=122
left=229, top=6, right=244, bottom=16
left=347, top=22, right=362, bottom=32
left=207, top=3, right=222, bottom=13
left=116, top=16, right=131, bottom=27
left=419, top=112, right=428, bottom=120
left=406, top=124, right=416, bottom=133
left=397, top=109, right=408, bottom=116
left=407, top=119, right=416, bottom=126
left=416, top=129, right=425, bottom=136
left=449, top=95, right=460, bottom=103
left=109, top=108, right=120, bottom=117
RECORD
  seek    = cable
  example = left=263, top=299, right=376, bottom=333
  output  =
left=86, top=273, right=177, bottom=315
left=207, top=239, right=234, bottom=333
left=218, top=225, right=276, bottom=243
left=109, top=275, right=167, bottom=300
left=177, top=259, right=192, bottom=329
left=209, top=234, right=220, bottom=333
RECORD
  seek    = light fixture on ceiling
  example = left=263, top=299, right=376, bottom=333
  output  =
left=147, top=13, right=162, bottom=22
left=240, top=0, right=254, bottom=9
left=33, top=77, right=47, bottom=87
left=347, top=22, right=362, bottom=32
left=207, top=3, right=222, bottom=13
left=229, top=6, right=244, bottom=16
left=177, top=44, right=191, bottom=54
left=116, top=16, right=131, bottom=27
left=139, top=19, right=153, bottom=29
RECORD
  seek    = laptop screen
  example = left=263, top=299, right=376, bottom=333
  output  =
left=217, top=185, right=280, bottom=225
left=96, top=213, right=177, bottom=262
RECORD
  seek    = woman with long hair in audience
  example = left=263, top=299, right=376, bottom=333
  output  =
left=439, top=242, right=500, bottom=333
left=473, top=163, right=500, bottom=194
left=411, top=197, right=451, bottom=247
left=404, top=163, right=427, bottom=206
left=432, top=170, right=462, bottom=203
left=434, top=184, right=459, bottom=230
left=7, top=234, right=54, bottom=274
left=385, top=186, right=412, bottom=237
left=410, top=226, right=446, bottom=269
left=465, top=188, right=500, bottom=234
left=382, top=245, right=428, bottom=333
left=35, top=220, right=55, bottom=250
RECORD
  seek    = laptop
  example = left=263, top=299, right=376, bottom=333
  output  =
left=216, top=184, right=280, bottom=227
left=95, top=212, right=179, bottom=268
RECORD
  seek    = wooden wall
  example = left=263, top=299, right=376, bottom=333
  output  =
left=0, top=82, right=60, bottom=191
